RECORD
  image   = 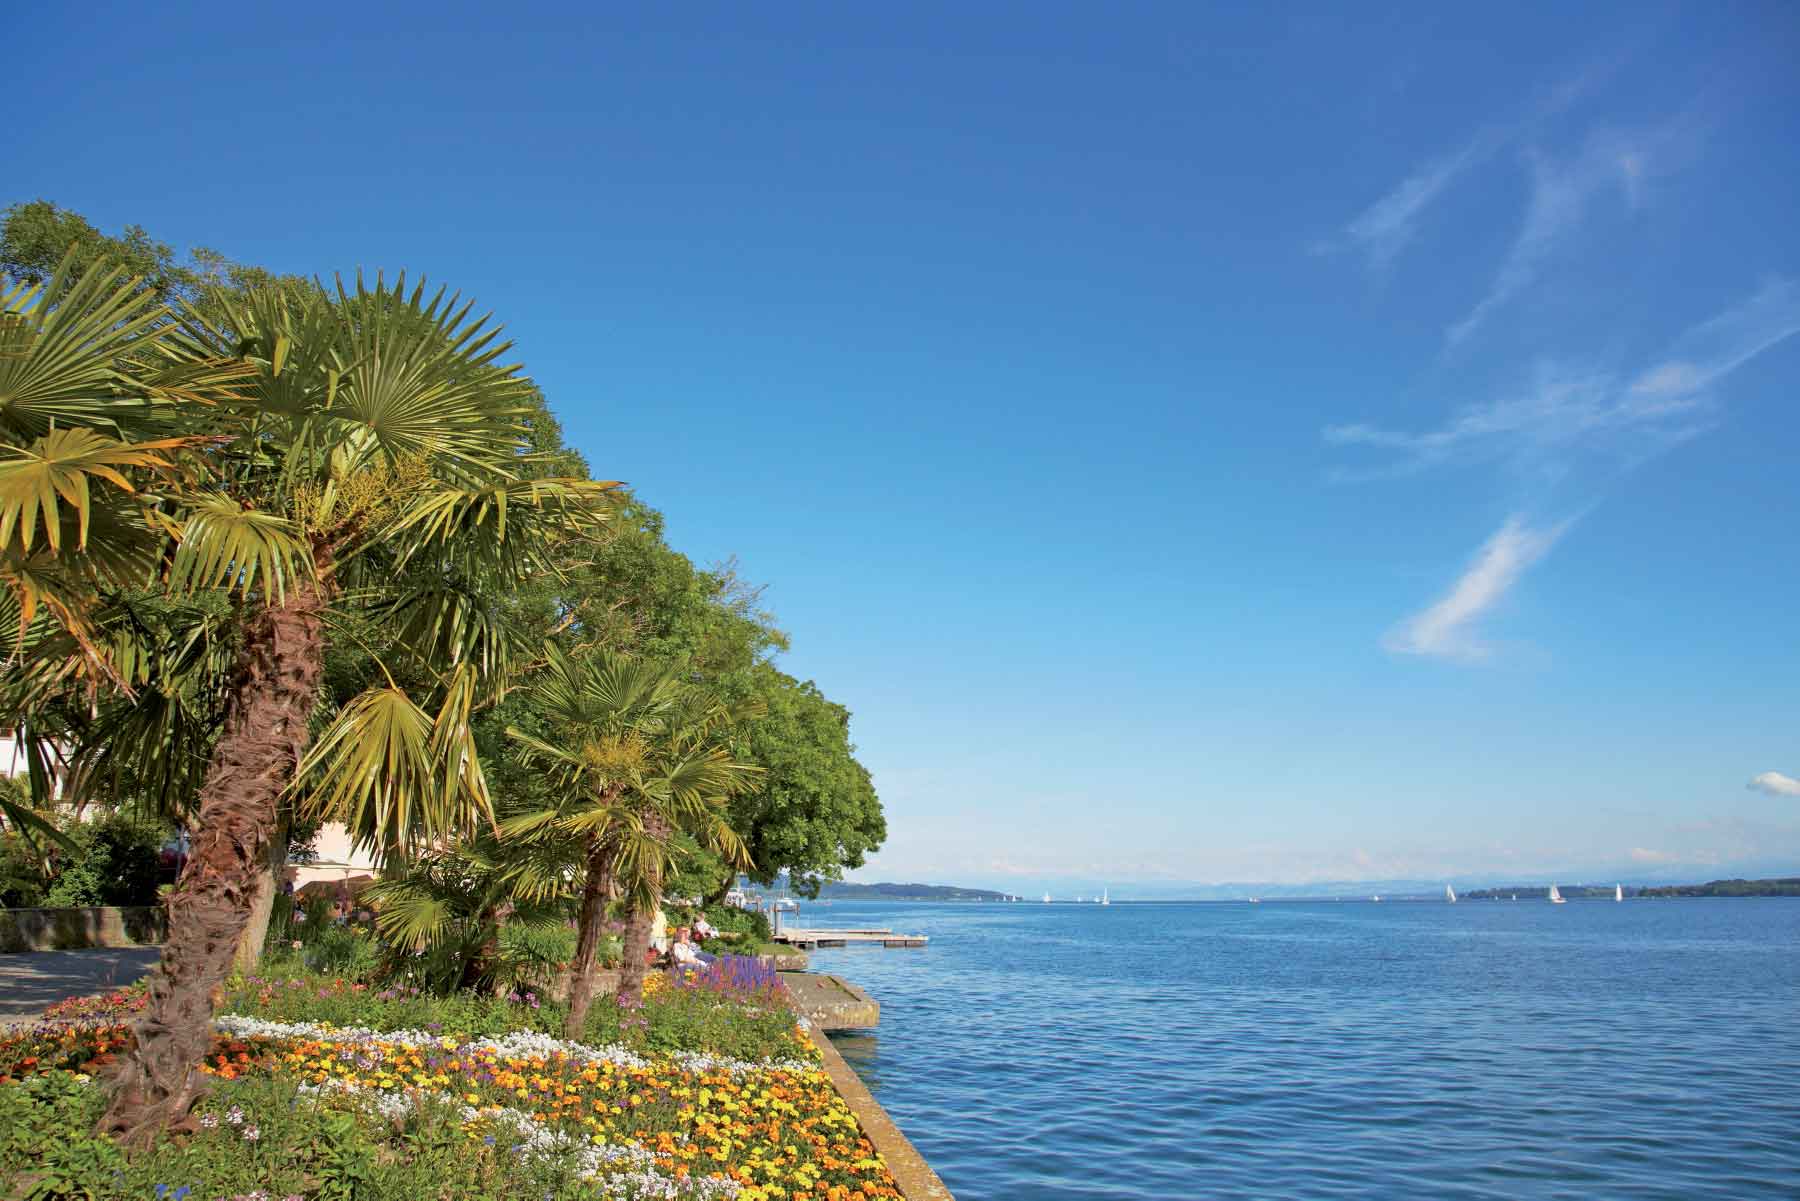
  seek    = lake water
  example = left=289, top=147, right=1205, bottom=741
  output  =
left=803, top=898, right=1800, bottom=1200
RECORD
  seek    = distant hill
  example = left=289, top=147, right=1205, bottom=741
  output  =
left=814, top=881, right=1011, bottom=901
left=1638, top=877, right=1800, bottom=898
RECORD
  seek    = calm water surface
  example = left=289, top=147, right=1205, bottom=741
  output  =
left=804, top=899, right=1800, bottom=1199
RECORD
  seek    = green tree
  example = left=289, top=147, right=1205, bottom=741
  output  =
left=721, top=664, right=885, bottom=900
left=1, top=199, right=306, bottom=310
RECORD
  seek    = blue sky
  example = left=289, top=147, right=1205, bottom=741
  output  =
left=11, top=2, right=1800, bottom=890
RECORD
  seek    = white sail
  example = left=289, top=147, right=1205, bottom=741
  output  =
left=1615, top=884, right=1623, bottom=902
left=1549, top=884, right=1565, bottom=904
left=1446, top=885, right=1457, bottom=903
left=1100, top=888, right=1109, bottom=906
left=1042, top=892, right=1051, bottom=903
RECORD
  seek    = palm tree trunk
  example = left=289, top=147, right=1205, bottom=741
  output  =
left=100, top=583, right=327, bottom=1145
left=458, top=900, right=507, bottom=994
left=616, top=810, right=671, bottom=1008
left=562, top=836, right=616, bottom=1038
left=616, top=900, right=656, bottom=1006
left=231, top=816, right=291, bottom=975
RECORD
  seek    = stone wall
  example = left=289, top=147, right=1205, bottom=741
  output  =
left=0, top=906, right=167, bottom=953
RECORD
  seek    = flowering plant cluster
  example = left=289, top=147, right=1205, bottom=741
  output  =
left=670, top=955, right=783, bottom=1000
left=0, top=1019, right=134, bottom=1081
left=40, top=984, right=148, bottom=1023
left=246, top=1022, right=894, bottom=1201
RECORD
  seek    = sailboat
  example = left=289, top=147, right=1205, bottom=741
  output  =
left=1548, top=884, right=1566, bottom=904
left=1042, top=892, right=1051, bottom=903
left=1446, top=885, right=1457, bottom=903
left=1615, top=884, right=1623, bottom=903
left=1100, top=888, right=1109, bottom=906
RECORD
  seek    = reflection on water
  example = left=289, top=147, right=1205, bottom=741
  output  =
left=827, top=1032, right=884, bottom=1091
left=803, top=899, right=1800, bottom=1200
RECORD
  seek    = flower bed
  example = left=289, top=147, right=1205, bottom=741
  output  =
left=0, top=961, right=901, bottom=1201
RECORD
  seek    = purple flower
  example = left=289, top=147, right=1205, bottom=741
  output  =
left=242, top=1126, right=260, bottom=1141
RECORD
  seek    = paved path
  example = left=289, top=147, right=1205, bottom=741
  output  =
left=0, top=947, right=160, bottom=1022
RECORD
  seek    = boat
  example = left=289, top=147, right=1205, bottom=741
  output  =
left=1615, top=883, right=1623, bottom=902
left=1371, top=895, right=1381, bottom=902
left=1446, top=885, right=1457, bottom=903
left=1042, top=892, right=1051, bottom=903
left=1549, top=884, right=1566, bottom=905
left=1100, top=888, right=1109, bottom=905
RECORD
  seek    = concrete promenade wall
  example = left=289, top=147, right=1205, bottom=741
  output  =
left=808, top=1023, right=954, bottom=1201
left=0, top=906, right=167, bottom=953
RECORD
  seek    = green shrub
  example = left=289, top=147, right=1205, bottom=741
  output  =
left=496, top=920, right=580, bottom=983
left=0, top=810, right=171, bottom=910
left=700, top=903, right=771, bottom=942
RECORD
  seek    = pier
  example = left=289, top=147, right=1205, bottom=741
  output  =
left=770, top=925, right=929, bottom=949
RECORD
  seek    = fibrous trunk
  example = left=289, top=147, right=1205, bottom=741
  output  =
left=615, top=810, right=671, bottom=1007
left=100, top=583, right=326, bottom=1145
left=616, top=901, right=655, bottom=1006
left=562, top=836, right=616, bottom=1038
left=231, top=817, right=290, bottom=975
left=458, top=900, right=509, bottom=995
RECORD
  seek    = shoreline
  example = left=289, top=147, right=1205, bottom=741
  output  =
left=808, top=1020, right=954, bottom=1201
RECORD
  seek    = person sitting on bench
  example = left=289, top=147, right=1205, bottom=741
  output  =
left=668, top=927, right=715, bottom=970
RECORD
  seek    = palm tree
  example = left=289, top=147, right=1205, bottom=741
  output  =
left=364, top=828, right=582, bottom=995
left=1, top=258, right=618, bottom=1141
left=502, top=648, right=759, bottom=1032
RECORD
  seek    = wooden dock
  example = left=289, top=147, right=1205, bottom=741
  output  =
left=771, top=926, right=928, bottom=949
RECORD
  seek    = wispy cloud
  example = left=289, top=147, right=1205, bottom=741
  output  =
left=1630, top=279, right=1800, bottom=401
left=1383, top=516, right=1567, bottom=662
left=1448, top=119, right=1705, bottom=347
left=1629, top=847, right=1679, bottom=864
left=1332, top=56, right=1629, bottom=273
left=1340, top=134, right=1498, bottom=271
left=1446, top=143, right=1624, bottom=346
left=1328, top=279, right=1800, bottom=477
left=1748, top=771, right=1800, bottom=798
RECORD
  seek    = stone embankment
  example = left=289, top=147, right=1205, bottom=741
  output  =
left=0, top=906, right=166, bottom=953
left=783, top=971, right=953, bottom=1200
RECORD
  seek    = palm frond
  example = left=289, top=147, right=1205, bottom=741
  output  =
left=294, top=676, right=495, bottom=865
left=166, top=495, right=310, bottom=601
left=0, top=255, right=175, bottom=440
left=0, top=428, right=193, bottom=557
